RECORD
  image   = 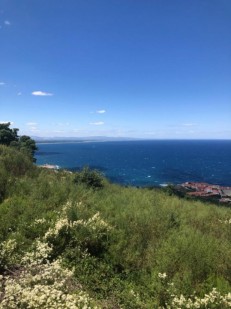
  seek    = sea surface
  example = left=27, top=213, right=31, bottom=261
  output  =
left=35, top=140, right=231, bottom=187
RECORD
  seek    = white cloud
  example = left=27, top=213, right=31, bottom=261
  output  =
left=89, top=121, right=104, bottom=126
left=17, top=92, right=22, bottom=96
left=32, top=90, right=53, bottom=96
left=0, top=121, right=13, bottom=125
left=0, top=82, right=5, bottom=86
left=4, top=20, right=11, bottom=25
left=96, top=109, right=106, bottom=114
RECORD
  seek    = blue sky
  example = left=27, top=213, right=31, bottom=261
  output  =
left=0, top=0, right=230, bottom=139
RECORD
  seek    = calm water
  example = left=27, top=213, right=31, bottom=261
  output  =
left=35, top=140, right=231, bottom=187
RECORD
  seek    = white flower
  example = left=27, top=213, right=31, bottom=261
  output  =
left=158, top=272, right=167, bottom=279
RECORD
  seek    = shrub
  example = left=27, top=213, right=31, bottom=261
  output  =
left=73, top=167, right=104, bottom=189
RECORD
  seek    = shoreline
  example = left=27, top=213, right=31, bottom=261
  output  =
left=37, top=164, right=231, bottom=204
left=38, top=164, right=231, bottom=190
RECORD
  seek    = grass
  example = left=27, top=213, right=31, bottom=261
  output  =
left=0, top=144, right=231, bottom=308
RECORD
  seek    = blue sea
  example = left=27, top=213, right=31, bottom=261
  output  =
left=35, top=140, right=231, bottom=187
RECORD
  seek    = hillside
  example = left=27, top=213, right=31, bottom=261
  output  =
left=0, top=145, right=231, bottom=308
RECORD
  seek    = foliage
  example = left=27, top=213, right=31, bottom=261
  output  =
left=73, top=166, right=104, bottom=189
left=0, top=122, right=37, bottom=162
left=16, top=135, right=37, bottom=162
left=0, top=145, right=35, bottom=202
left=163, top=184, right=186, bottom=198
left=0, top=123, right=19, bottom=146
left=0, top=146, right=231, bottom=308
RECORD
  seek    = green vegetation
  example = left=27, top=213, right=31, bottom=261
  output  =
left=0, top=122, right=37, bottom=162
left=73, top=166, right=105, bottom=189
left=0, top=144, right=231, bottom=308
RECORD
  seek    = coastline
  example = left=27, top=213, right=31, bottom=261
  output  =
left=37, top=160, right=231, bottom=204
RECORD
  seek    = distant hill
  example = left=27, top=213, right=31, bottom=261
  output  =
left=32, top=136, right=142, bottom=143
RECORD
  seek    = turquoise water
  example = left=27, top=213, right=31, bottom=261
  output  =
left=35, top=140, right=231, bottom=187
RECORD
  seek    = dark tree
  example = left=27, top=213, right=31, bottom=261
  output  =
left=0, top=122, right=19, bottom=146
left=18, top=135, right=38, bottom=162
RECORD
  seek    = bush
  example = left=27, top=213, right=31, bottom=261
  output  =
left=73, top=167, right=104, bottom=189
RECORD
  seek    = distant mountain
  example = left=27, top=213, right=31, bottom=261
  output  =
left=32, top=136, right=142, bottom=143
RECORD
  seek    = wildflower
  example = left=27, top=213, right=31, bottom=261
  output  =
left=158, top=272, right=167, bottom=279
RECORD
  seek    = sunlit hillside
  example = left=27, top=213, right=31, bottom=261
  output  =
left=0, top=145, right=231, bottom=308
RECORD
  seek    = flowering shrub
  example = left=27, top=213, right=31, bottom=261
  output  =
left=0, top=237, right=98, bottom=308
left=0, top=239, right=19, bottom=271
left=0, top=201, right=115, bottom=308
left=219, top=218, right=231, bottom=224
left=157, top=273, right=231, bottom=309
left=0, top=260, right=98, bottom=308
left=43, top=201, right=112, bottom=259
left=165, top=288, right=231, bottom=308
left=21, top=239, right=52, bottom=266
left=45, top=201, right=112, bottom=240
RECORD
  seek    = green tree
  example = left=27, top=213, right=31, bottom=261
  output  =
left=0, top=122, right=37, bottom=162
left=18, top=135, right=38, bottom=162
left=0, top=122, right=19, bottom=146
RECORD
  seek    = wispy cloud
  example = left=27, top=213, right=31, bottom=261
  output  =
left=96, top=109, right=106, bottom=114
left=4, top=20, right=11, bottom=26
left=29, top=127, right=39, bottom=132
left=32, top=91, right=53, bottom=96
left=26, top=122, right=37, bottom=126
left=182, top=123, right=198, bottom=127
left=0, top=82, right=5, bottom=86
left=52, top=130, right=65, bottom=133
left=26, top=122, right=39, bottom=132
left=17, top=92, right=22, bottom=96
left=89, top=121, right=104, bottom=126
left=57, top=122, right=70, bottom=127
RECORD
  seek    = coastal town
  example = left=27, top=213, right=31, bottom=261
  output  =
left=180, top=182, right=231, bottom=204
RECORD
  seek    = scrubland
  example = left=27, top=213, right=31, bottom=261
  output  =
left=0, top=145, right=231, bottom=308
